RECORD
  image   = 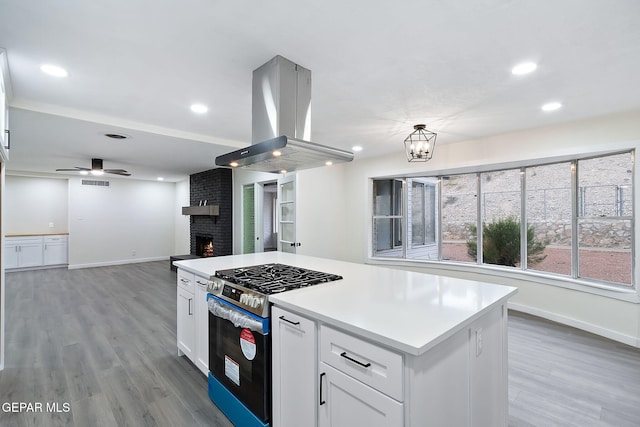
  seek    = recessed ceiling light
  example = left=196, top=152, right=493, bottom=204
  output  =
left=229, top=162, right=239, bottom=167
left=541, top=102, right=562, bottom=111
left=511, top=62, right=537, bottom=75
left=280, top=170, right=287, bottom=174
left=190, top=103, right=208, bottom=114
left=157, top=177, right=164, bottom=181
left=40, top=64, right=68, bottom=77
left=352, top=146, right=363, bottom=152
left=325, top=161, right=333, bottom=166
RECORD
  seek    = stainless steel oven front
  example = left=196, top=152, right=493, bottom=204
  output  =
left=207, top=294, right=271, bottom=427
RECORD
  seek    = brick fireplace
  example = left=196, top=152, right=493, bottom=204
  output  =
left=189, top=168, right=232, bottom=257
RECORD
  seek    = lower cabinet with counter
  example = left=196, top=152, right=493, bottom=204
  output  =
left=176, top=268, right=209, bottom=376
left=271, top=303, right=508, bottom=427
left=5, top=234, right=68, bottom=269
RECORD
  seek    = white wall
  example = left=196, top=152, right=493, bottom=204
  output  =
left=329, top=108, right=640, bottom=347
left=68, top=177, right=176, bottom=268
left=5, top=175, right=68, bottom=234
left=174, top=178, right=190, bottom=254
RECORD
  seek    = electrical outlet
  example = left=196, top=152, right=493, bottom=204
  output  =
left=475, top=328, right=483, bottom=357
left=49, top=222, right=54, bottom=228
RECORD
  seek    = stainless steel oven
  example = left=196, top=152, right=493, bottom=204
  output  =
left=208, top=295, right=270, bottom=426
left=206, top=263, right=342, bottom=427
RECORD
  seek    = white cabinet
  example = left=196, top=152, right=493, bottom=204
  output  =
left=271, top=303, right=509, bottom=427
left=272, top=306, right=317, bottom=427
left=5, top=235, right=68, bottom=269
left=43, top=235, right=68, bottom=265
left=177, top=270, right=195, bottom=360
left=176, top=268, right=210, bottom=376
left=194, top=274, right=210, bottom=376
left=5, top=236, right=44, bottom=268
left=318, top=363, right=403, bottom=427
left=318, top=325, right=403, bottom=427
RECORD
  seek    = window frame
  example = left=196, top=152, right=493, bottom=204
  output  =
left=369, top=149, right=637, bottom=299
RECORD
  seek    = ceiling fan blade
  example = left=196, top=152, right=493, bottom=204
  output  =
left=56, top=167, right=90, bottom=172
left=105, top=169, right=131, bottom=176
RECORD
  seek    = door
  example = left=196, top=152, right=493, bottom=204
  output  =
left=177, top=286, right=195, bottom=359
left=318, top=363, right=403, bottom=427
left=277, top=174, right=297, bottom=253
left=242, top=184, right=256, bottom=254
left=272, top=306, right=317, bottom=427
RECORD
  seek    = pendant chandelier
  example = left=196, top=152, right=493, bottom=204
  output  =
left=404, top=124, right=437, bottom=162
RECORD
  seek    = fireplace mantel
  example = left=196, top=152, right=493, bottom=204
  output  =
left=182, top=205, right=220, bottom=216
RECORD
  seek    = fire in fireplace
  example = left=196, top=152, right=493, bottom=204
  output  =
left=196, top=235, right=214, bottom=257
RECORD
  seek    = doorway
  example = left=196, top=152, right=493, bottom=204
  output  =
left=242, top=180, right=278, bottom=254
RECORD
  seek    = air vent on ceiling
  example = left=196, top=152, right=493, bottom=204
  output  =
left=82, top=179, right=110, bottom=187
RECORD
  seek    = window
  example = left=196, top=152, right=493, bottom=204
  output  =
left=373, top=179, right=403, bottom=257
left=441, top=174, right=477, bottom=263
left=577, top=153, right=633, bottom=285
left=371, top=150, right=635, bottom=289
left=526, top=162, right=572, bottom=276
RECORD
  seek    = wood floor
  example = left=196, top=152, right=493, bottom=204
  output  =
left=1, top=261, right=639, bottom=426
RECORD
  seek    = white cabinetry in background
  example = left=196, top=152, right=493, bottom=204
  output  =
left=5, top=236, right=44, bottom=269
left=176, top=268, right=210, bottom=376
left=177, top=269, right=195, bottom=360
left=272, top=306, right=317, bottom=427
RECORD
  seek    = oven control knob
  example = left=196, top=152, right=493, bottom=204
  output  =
left=210, top=279, right=222, bottom=291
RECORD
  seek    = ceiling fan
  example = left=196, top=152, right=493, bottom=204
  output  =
left=56, top=158, right=131, bottom=176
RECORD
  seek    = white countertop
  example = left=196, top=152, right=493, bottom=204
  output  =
left=174, top=252, right=517, bottom=356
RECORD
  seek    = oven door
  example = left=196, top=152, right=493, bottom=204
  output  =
left=208, top=295, right=271, bottom=423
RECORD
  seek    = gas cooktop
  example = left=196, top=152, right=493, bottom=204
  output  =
left=214, top=263, right=343, bottom=295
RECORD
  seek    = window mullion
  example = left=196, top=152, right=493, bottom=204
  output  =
left=571, top=161, right=579, bottom=279
left=520, top=168, right=527, bottom=271
left=476, top=172, right=483, bottom=265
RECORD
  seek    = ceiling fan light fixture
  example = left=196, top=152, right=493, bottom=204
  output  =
left=404, top=124, right=437, bottom=162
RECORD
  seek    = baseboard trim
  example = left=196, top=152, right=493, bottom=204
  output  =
left=508, top=302, right=640, bottom=348
left=68, top=256, right=169, bottom=270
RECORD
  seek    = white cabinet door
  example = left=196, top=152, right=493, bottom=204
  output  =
left=5, top=243, right=19, bottom=269
left=17, top=242, right=44, bottom=267
left=194, top=275, right=210, bottom=376
left=177, top=286, right=195, bottom=359
left=318, top=363, right=403, bottom=427
left=43, top=236, right=68, bottom=265
left=272, top=306, right=317, bottom=427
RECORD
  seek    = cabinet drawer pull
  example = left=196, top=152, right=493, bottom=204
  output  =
left=279, top=315, right=300, bottom=326
left=180, top=278, right=190, bottom=284
left=319, top=372, right=326, bottom=405
left=340, top=352, right=371, bottom=368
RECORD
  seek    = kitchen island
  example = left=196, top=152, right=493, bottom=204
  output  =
left=174, top=252, right=517, bottom=427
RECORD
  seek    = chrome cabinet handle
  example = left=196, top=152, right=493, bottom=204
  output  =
left=340, top=352, right=371, bottom=368
left=188, top=298, right=193, bottom=315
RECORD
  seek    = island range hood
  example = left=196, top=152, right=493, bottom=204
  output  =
left=215, top=55, right=354, bottom=173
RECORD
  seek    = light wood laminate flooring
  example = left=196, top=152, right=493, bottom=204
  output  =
left=1, top=262, right=639, bottom=426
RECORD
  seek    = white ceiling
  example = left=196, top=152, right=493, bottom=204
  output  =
left=1, top=0, right=640, bottom=181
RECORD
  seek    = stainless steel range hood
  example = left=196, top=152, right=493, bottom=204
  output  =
left=215, top=55, right=354, bottom=173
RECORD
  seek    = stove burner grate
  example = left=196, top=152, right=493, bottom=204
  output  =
left=215, top=263, right=342, bottom=294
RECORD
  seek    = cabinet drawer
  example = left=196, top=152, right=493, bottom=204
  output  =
left=44, top=235, right=68, bottom=243
left=177, top=269, right=195, bottom=293
left=320, top=325, right=403, bottom=401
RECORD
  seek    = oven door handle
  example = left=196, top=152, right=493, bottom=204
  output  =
left=208, top=298, right=265, bottom=334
